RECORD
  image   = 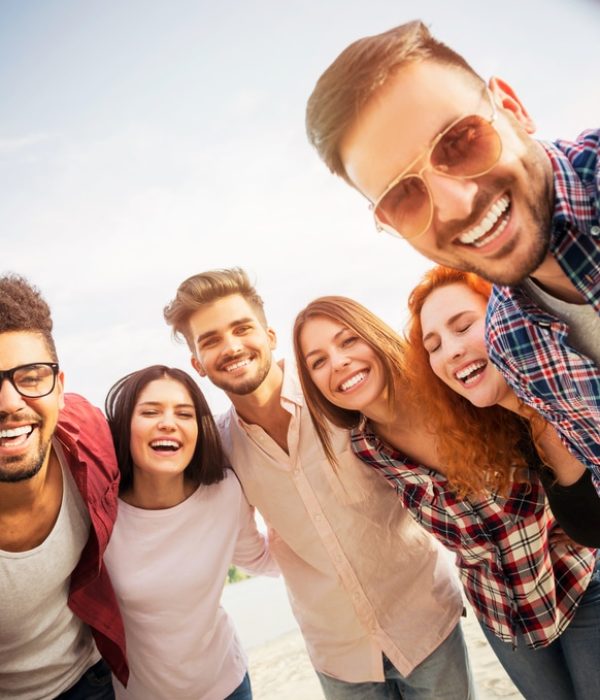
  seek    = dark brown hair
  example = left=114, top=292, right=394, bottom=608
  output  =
left=164, top=267, right=267, bottom=352
left=306, top=20, right=483, bottom=183
left=0, top=273, right=58, bottom=360
left=105, top=365, right=228, bottom=493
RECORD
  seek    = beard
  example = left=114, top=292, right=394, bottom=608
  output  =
left=211, top=354, right=273, bottom=396
left=0, top=439, right=50, bottom=483
left=0, top=408, right=53, bottom=483
left=432, top=140, right=554, bottom=286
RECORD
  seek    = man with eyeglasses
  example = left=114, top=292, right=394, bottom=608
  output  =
left=0, top=274, right=128, bottom=699
left=306, top=20, right=600, bottom=493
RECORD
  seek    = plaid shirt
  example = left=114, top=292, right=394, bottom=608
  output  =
left=351, top=422, right=596, bottom=648
left=486, top=130, right=600, bottom=489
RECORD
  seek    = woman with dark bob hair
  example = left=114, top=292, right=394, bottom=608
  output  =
left=103, top=365, right=277, bottom=700
left=294, top=289, right=600, bottom=700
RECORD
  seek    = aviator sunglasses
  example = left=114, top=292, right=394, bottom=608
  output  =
left=371, top=87, right=502, bottom=240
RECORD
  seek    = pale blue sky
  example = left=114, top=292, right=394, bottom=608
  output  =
left=1, top=0, right=599, bottom=411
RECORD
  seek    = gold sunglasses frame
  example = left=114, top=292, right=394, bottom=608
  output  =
left=371, top=87, right=500, bottom=241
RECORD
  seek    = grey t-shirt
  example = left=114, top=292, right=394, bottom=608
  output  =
left=523, top=278, right=600, bottom=367
left=0, top=441, right=100, bottom=699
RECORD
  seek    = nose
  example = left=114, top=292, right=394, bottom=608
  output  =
left=444, top=335, right=466, bottom=363
left=157, top=412, right=177, bottom=431
left=223, top=335, right=243, bottom=356
left=0, top=378, right=26, bottom=415
left=424, top=170, right=479, bottom=224
left=331, top=351, right=351, bottom=371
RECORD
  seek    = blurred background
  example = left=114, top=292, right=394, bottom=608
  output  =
left=1, top=0, right=598, bottom=411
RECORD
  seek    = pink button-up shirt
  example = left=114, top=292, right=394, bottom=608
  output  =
left=217, top=362, right=463, bottom=682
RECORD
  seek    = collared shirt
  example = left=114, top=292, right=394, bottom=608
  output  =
left=55, top=393, right=128, bottom=686
left=487, top=130, right=600, bottom=490
left=217, top=362, right=463, bottom=682
left=352, top=421, right=597, bottom=649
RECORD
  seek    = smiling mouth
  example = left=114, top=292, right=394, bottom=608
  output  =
left=221, top=358, right=252, bottom=373
left=338, top=370, right=368, bottom=392
left=454, top=361, right=487, bottom=386
left=0, top=425, right=35, bottom=448
left=149, top=439, right=182, bottom=453
left=458, top=195, right=510, bottom=248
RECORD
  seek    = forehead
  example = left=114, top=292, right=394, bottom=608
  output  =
left=420, top=283, right=487, bottom=331
left=0, top=331, right=54, bottom=370
left=340, top=60, right=483, bottom=201
left=300, top=315, right=345, bottom=349
left=188, top=294, right=262, bottom=336
left=137, top=376, right=193, bottom=404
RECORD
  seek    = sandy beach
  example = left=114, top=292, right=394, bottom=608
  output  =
left=222, top=575, right=523, bottom=699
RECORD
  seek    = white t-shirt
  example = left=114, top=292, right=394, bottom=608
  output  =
left=104, top=470, right=276, bottom=700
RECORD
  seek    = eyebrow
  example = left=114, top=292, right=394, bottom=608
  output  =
left=422, top=311, right=470, bottom=344
left=137, top=401, right=195, bottom=409
left=196, top=317, right=255, bottom=344
left=304, top=327, right=347, bottom=361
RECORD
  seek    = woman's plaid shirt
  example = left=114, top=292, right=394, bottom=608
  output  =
left=351, top=422, right=596, bottom=648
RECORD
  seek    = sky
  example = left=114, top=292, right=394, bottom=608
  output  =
left=1, top=0, right=599, bottom=413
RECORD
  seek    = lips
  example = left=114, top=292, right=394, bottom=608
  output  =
left=337, top=370, right=368, bottom=393
left=0, top=423, right=37, bottom=454
left=219, top=357, right=252, bottom=373
left=457, top=195, right=510, bottom=248
left=149, top=439, right=182, bottom=452
left=454, top=360, right=487, bottom=385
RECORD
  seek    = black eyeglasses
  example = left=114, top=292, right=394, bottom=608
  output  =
left=0, top=363, right=60, bottom=398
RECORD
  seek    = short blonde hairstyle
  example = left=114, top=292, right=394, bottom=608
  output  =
left=306, top=20, right=483, bottom=184
left=163, top=267, right=266, bottom=351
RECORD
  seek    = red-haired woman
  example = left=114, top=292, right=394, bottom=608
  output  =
left=293, top=285, right=600, bottom=700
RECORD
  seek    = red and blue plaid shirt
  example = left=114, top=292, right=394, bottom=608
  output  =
left=486, top=130, right=600, bottom=491
left=351, top=421, right=596, bottom=648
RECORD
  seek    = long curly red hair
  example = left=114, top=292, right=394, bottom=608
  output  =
left=405, top=265, right=535, bottom=496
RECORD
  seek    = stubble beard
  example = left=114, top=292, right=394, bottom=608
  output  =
left=212, top=355, right=273, bottom=396
left=0, top=437, right=51, bottom=483
left=439, top=159, right=553, bottom=287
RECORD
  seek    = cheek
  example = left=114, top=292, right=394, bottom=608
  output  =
left=428, top=354, right=446, bottom=382
left=309, top=369, right=330, bottom=397
left=129, top=420, right=146, bottom=463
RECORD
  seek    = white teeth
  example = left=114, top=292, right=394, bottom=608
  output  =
left=459, top=196, right=510, bottom=246
left=225, top=359, right=250, bottom=372
left=340, top=371, right=366, bottom=392
left=455, top=361, right=486, bottom=384
left=0, top=425, right=33, bottom=439
left=150, top=440, right=180, bottom=449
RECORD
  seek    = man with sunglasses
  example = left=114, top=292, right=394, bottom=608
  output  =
left=306, top=20, right=600, bottom=493
left=0, top=274, right=128, bottom=699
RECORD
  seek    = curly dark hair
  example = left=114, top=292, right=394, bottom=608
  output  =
left=0, top=273, right=57, bottom=361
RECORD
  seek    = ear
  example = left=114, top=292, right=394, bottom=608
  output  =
left=267, top=327, right=277, bottom=351
left=56, top=370, right=65, bottom=410
left=488, top=76, right=536, bottom=134
left=191, top=355, right=206, bottom=378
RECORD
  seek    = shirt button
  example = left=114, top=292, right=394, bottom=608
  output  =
left=590, top=225, right=600, bottom=237
left=314, top=513, right=322, bottom=522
